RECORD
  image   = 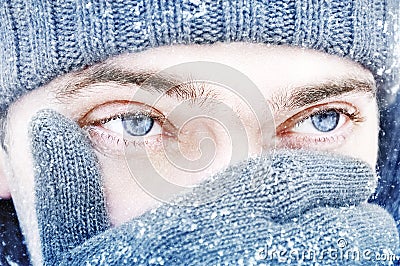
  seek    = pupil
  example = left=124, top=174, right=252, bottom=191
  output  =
left=311, top=110, right=340, bottom=132
left=122, top=114, right=154, bottom=136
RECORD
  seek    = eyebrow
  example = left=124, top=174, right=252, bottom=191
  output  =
left=269, top=78, right=375, bottom=113
left=56, top=64, right=375, bottom=112
left=57, top=64, right=209, bottom=101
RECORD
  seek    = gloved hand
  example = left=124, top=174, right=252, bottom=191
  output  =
left=31, top=110, right=109, bottom=264
left=31, top=109, right=399, bottom=265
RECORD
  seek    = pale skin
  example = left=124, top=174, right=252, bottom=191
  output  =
left=0, top=43, right=378, bottom=265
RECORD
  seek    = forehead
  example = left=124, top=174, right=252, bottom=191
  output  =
left=15, top=43, right=374, bottom=123
left=9, top=42, right=376, bottom=120
left=103, top=43, right=374, bottom=93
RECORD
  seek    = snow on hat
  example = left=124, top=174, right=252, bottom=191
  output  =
left=0, top=0, right=398, bottom=112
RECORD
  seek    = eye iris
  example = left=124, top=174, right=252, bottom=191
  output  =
left=311, top=110, right=340, bottom=132
left=121, top=114, right=154, bottom=136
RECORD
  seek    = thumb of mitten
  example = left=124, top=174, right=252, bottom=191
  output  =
left=30, top=109, right=110, bottom=265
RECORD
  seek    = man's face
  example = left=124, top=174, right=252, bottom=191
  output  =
left=2, top=43, right=378, bottom=257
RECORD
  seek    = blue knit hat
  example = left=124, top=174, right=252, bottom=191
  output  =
left=0, top=0, right=398, bottom=113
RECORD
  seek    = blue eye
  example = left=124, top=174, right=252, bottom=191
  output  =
left=310, top=110, right=340, bottom=132
left=122, top=114, right=154, bottom=136
left=291, top=108, right=345, bottom=135
left=277, top=104, right=362, bottom=149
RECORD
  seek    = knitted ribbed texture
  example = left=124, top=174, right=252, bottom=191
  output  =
left=31, top=110, right=399, bottom=265
left=1, top=0, right=397, bottom=113
left=30, top=110, right=109, bottom=264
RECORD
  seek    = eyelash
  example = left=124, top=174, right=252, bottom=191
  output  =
left=82, top=101, right=364, bottom=155
left=296, top=108, right=362, bottom=125
left=276, top=102, right=364, bottom=149
left=80, top=103, right=174, bottom=156
left=93, top=111, right=165, bottom=128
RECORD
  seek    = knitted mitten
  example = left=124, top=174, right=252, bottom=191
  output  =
left=31, top=110, right=399, bottom=265
left=30, top=110, right=109, bottom=265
